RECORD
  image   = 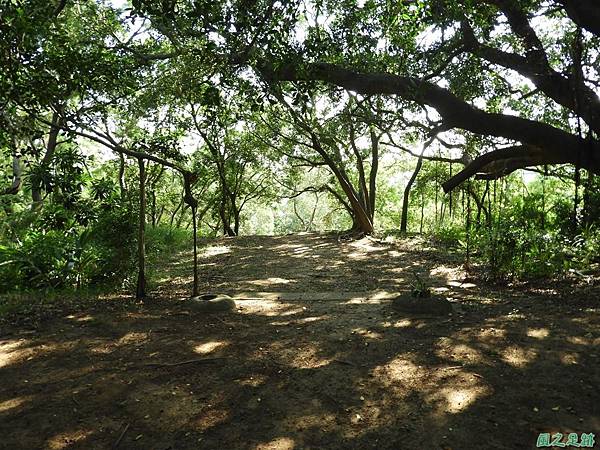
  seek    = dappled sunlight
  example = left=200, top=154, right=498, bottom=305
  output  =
left=500, top=345, right=538, bottom=368
left=2, top=233, right=599, bottom=449
left=346, top=251, right=369, bottom=260
left=273, top=243, right=305, bottom=250
left=428, top=384, right=489, bottom=414
left=391, top=318, right=412, bottom=328
left=559, top=351, right=580, bottom=365
left=476, top=327, right=507, bottom=342
left=254, top=437, right=296, bottom=450
left=351, top=328, right=384, bottom=340
left=0, top=395, right=30, bottom=413
left=437, top=342, right=485, bottom=365
left=430, top=265, right=467, bottom=283
left=192, top=408, right=231, bottom=432
left=269, top=315, right=327, bottom=326
left=237, top=298, right=304, bottom=317
left=65, top=314, right=95, bottom=322
left=373, top=356, right=426, bottom=384
left=116, top=332, right=149, bottom=347
left=194, top=340, right=229, bottom=355
left=0, top=339, right=29, bottom=368
left=291, top=245, right=311, bottom=255
left=248, top=277, right=294, bottom=287
left=527, top=327, right=550, bottom=339
left=203, top=245, right=231, bottom=257
left=347, top=238, right=383, bottom=253
left=344, top=291, right=397, bottom=304
left=47, top=429, right=93, bottom=449
left=566, top=335, right=593, bottom=345
left=288, top=345, right=333, bottom=369
left=446, top=280, right=477, bottom=289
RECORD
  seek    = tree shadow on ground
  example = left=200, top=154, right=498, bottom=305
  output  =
left=0, top=233, right=598, bottom=449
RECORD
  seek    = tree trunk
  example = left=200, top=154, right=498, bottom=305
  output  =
left=170, top=198, right=183, bottom=228
left=136, top=158, right=147, bottom=300
left=191, top=203, right=199, bottom=296
left=118, top=153, right=127, bottom=199
left=183, top=172, right=200, bottom=297
left=313, top=137, right=373, bottom=234
left=401, top=152, right=424, bottom=233
left=419, top=190, right=425, bottom=234
left=2, top=153, right=22, bottom=196
left=368, top=129, right=379, bottom=223
left=150, top=190, right=157, bottom=227
left=32, top=111, right=62, bottom=207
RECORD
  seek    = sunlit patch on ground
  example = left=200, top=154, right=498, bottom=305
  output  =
left=270, top=315, right=327, bottom=326
left=287, top=345, right=333, bottom=369
left=351, top=328, right=384, bottom=340
left=374, top=356, right=426, bottom=384
left=203, top=245, right=231, bottom=257
left=429, top=384, right=489, bottom=414
left=566, top=335, right=592, bottom=345
left=236, top=298, right=305, bottom=317
left=344, top=291, right=397, bottom=304
left=65, top=314, right=95, bottom=322
left=254, top=436, right=295, bottom=450
left=527, top=327, right=550, bottom=339
left=430, top=265, right=467, bottom=283
left=194, top=340, right=228, bottom=354
left=391, top=318, right=412, bottom=328
left=447, top=280, right=477, bottom=289
left=0, top=339, right=29, bottom=368
left=47, top=429, right=92, bottom=449
left=0, top=395, right=30, bottom=413
left=501, top=345, right=538, bottom=368
left=116, top=332, right=149, bottom=347
left=476, top=326, right=507, bottom=342
left=248, top=277, right=294, bottom=287
left=559, top=351, right=580, bottom=365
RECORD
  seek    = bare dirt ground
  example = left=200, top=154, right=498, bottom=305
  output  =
left=0, top=232, right=599, bottom=450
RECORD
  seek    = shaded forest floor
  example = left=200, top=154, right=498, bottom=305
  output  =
left=1, top=232, right=599, bottom=449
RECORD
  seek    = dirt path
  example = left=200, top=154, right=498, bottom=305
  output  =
left=0, top=233, right=599, bottom=449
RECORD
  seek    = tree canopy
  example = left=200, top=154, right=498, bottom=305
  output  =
left=1, top=0, right=600, bottom=293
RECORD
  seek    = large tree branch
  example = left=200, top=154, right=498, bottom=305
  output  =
left=558, top=0, right=600, bottom=38
left=260, top=62, right=600, bottom=183
left=441, top=144, right=571, bottom=192
left=461, top=19, right=600, bottom=134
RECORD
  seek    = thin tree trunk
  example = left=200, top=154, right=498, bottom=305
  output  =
left=368, top=129, right=379, bottom=223
left=136, top=158, right=147, bottom=299
left=32, top=111, right=62, bottom=207
left=449, top=162, right=453, bottom=218
left=191, top=203, right=199, bottom=296
left=183, top=172, right=200, bottom=297
left=308, top=193, right=319, bottom=231
left=401, top=152, right=425, bottom=233
left=156, top=205, right=165, bottom=225
left=118, top=153, right=127, bottom=199
left=2, top=153, right=22, bottom=196
left=292, top=199, right=306, bottom=230
left=420, top=189, right=425, bottom=234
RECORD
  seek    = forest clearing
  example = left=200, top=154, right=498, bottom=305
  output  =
left=1, top=233, right=599, bottom=449
left=2, top=0, right=600, bottom=448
